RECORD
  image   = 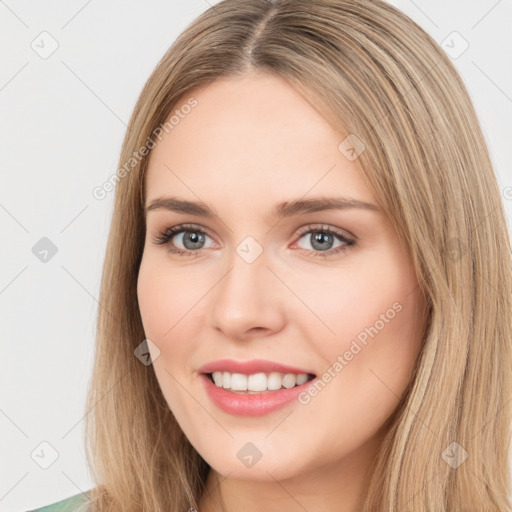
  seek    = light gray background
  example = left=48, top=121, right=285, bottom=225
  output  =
left=1, top=1, right=511, bottom=510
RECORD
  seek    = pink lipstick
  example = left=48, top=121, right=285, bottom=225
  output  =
left=198, top=359, right=317, bottom=416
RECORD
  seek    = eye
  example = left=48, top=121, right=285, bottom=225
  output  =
left=152, top=223, right=215, bottom=257
left=152, top=223, right=356, bottom=258
left=293, top=224, right=356, bottom=258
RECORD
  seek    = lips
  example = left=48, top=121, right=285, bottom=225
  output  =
left=198, top=358, right=315, bottom=375
left=197, top=359, right=318, bottom=416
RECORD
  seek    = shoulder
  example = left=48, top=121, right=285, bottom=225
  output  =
left=26, top=491, right=91, bottom=512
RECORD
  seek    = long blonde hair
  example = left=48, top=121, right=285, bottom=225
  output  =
left=84, top=0, right=512, bottom=510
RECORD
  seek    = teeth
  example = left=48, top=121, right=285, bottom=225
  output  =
left=296, top=373, right=309, bottom=385
left=230, top=373, right=247, bottom=391
left=282, top=373, right=297, bottom=388
left=212, top=372, right=223, bottom=387
left=267, top=372, right=282, bottom=391
left=210, top=371, right=311, bottom=392
left=247, top=373, right=267, bottom=392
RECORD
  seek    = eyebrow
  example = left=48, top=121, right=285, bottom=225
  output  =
left=144, top=196, right=380, bottom=218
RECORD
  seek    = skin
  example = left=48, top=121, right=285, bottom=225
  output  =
left=137, top=71, right=427, bottom=512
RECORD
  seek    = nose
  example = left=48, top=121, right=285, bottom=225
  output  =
left=206, top=244, right=287, bottom=340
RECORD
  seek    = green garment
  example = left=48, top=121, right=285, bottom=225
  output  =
left=27, top=491, right=90, bottom=512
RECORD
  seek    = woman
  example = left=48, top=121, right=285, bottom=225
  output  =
left=30, top=0, right=512, bottom=510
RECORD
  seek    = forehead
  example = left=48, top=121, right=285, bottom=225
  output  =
left=144, top=72, right=375, bottom=214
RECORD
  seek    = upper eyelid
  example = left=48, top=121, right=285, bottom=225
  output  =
left=295, top=223, right=355, bottom=241
left=167, top=223, right=217, bottom=241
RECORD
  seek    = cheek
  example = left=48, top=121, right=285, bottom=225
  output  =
left=137, top=254, right=200, bottom=342
left=296, top=285, right=424, bottom=458
left=136, top=256, right=201, bottom=414
left=299, top=250, right=424, bottom=405
left=288, top=259, right=417, bottom=352
left=137, top=267, right=170, bottom=341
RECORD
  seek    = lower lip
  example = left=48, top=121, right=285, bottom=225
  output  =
left=200, top=373, right=315, bottom=416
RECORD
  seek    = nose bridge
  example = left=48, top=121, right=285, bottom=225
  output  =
left=207, top=236, right=285, bottom=336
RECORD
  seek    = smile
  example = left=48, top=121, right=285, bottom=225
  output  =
left=198, top=361, right=317, bottom=416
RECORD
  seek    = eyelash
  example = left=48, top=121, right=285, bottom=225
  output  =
left=152, top=223, right=356, bottom=259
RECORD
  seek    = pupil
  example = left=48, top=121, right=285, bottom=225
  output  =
left=184, top=231, right=204, bottom=249
left=312, top=232, right=333, bottom=251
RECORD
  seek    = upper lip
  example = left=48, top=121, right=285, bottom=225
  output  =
left=198, top=358, right=316, bottom=376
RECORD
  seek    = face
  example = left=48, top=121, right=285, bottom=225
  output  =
left=137, top=72, right=426, bottom=486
